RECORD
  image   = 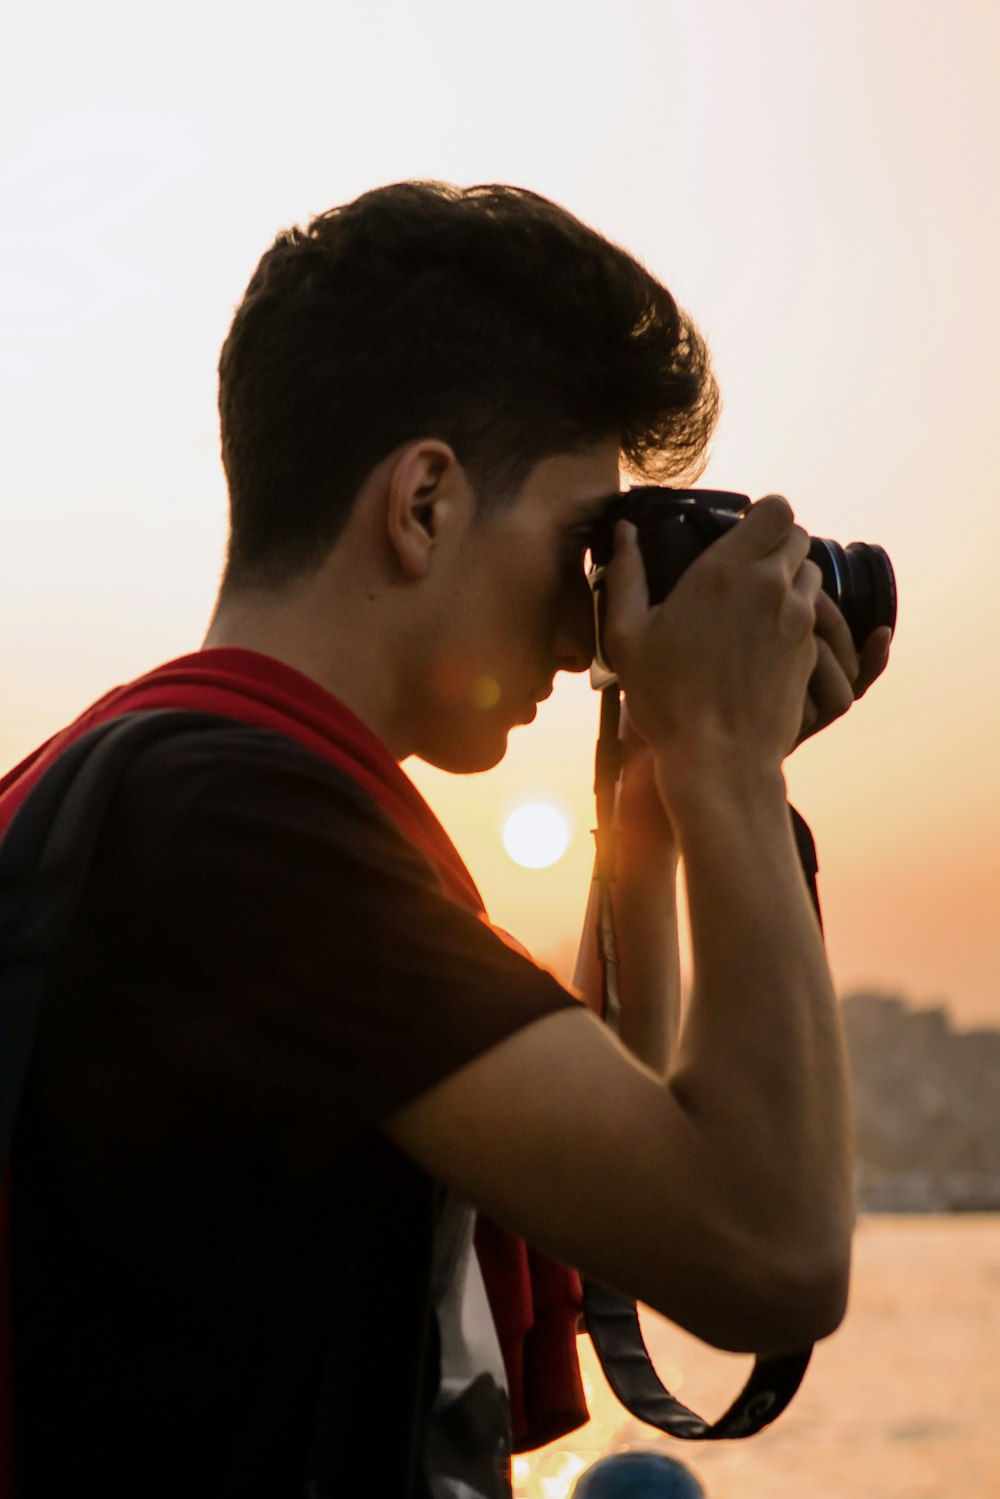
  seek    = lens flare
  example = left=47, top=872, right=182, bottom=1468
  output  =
left=472, top=675, right=501, bottom=709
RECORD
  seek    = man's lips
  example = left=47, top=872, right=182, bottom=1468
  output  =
left=518, top=683, right=554, bottom=724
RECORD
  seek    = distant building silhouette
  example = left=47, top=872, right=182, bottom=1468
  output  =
left=841, top=990, right=1000, bottom=1211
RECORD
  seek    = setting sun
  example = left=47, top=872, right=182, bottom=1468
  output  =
left=502, top=801, right=572, bottom=869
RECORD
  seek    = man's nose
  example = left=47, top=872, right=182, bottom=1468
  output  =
left=554, top=569, right=596, bottom=674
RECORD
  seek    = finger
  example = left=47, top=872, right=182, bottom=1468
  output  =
left=727, top=493, right=798, bottom=559
left=853, top=625, right=893, bottom=700
left=795, top=555, right=824, bottom=605
left=785, top=555, right=822, bottom=637
left=805, top=637, right=856, bottom=732
left=728, top=502, right=812, bottom=580
left=799, top=691, right=820, bottom=742
left=813, top=589, right=860, bottom=685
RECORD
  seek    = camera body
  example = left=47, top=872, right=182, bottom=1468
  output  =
left=588, top=487, right=896, bottom=681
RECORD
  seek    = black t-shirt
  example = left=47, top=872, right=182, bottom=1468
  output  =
left=11, top=725, right=575, bottom=1497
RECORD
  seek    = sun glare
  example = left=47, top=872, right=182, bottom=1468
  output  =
left=502, top=802, right=571, bottom=869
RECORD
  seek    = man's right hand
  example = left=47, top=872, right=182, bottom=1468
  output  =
left=600, top=495, right=822, bottom=812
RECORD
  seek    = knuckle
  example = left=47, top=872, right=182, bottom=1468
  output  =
left=761, top=566, right=792, bottom=611
left=787, top=525, right=811, bottom=564
left=804, top=604, right=822, bottom=640
left=790, top=574, right=818, bottom=620
left=800, top=557, right=823, bottom=591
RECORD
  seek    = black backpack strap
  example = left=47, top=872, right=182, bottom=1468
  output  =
left=0, top=709, right=239, bottom=1163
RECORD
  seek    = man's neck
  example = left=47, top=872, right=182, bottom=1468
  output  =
left=202, top=585, right=412, bottom=760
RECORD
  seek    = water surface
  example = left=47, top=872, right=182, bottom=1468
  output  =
left=515, top=1215, right=1000, bottom=1499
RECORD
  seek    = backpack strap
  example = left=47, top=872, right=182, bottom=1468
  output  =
left=0, top=710, right=248, bottom=1499
left=0, top=709, right=238, bottom=1161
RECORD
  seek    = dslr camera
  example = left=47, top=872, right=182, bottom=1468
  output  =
left=588, top=488, right=896, bottom=683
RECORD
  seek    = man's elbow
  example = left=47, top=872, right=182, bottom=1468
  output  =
left=654, top=1227, right=851, bottom=1356
left=748, top=1234, right=852, bottom=1353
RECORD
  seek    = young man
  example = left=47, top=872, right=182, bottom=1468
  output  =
left=3, top=182, right=889, bottom=1498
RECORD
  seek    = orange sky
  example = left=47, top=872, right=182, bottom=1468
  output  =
left=3, top=0, right=999, bottom=1025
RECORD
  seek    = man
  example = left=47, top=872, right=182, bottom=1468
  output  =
left=3, top=182, right=890, bottom=1497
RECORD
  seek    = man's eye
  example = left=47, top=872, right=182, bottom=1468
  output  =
left=567, top=530, right=593, bottom=562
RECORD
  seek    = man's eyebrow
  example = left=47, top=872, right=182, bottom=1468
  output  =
left=570, top=491, right=620, bottom=521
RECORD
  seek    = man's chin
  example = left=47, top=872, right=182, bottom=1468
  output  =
left=414, top=724, right=511, bottom=775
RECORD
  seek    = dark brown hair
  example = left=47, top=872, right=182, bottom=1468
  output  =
left=218, top=181, right=719, bottom=590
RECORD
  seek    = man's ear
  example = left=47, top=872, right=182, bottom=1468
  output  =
left=385, top=440, right=471, bottom=578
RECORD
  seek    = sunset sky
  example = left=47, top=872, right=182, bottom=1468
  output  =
left=4, top=0, right=999, bottom=1025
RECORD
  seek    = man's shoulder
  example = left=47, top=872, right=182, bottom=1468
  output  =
left=102, top=717, right=434, bottom=892
left=117, top=718, right=380, bottom=815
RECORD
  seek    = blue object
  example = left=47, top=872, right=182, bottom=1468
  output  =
left=573, top=1450, right=707, bottom=1498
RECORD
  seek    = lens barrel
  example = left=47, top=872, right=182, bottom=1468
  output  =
left=807, top=539, right=897, bottom=651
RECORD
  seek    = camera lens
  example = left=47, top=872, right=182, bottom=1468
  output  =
left=808, top=539, right=897, bottom=651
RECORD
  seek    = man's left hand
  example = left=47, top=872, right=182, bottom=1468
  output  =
left=798, top=592, right=892, bottom=745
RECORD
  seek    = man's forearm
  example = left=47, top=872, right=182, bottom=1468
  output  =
left=665, top=765, right=854, bottom=1261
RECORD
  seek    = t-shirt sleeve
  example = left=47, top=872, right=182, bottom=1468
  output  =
left=87, top=724, right=579, bottom=1156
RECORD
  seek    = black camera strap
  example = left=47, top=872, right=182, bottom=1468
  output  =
left=583, top=684, right=815, bottom=1440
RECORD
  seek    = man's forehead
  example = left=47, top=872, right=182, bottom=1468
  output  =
left=520, top=446, right=621, bottom=514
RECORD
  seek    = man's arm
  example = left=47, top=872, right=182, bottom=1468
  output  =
left=385, top=498, right=869, bottom=1356
left=571, top=535, right=891, bottom=1079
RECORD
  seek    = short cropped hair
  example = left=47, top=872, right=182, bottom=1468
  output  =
left=217, top=181, right=719, bottom=590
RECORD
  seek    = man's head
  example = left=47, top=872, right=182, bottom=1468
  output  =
left=216, top=181, right=719, bottom=595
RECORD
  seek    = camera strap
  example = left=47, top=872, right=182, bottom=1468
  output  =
left=583, top=683, right=814, bottom=1439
